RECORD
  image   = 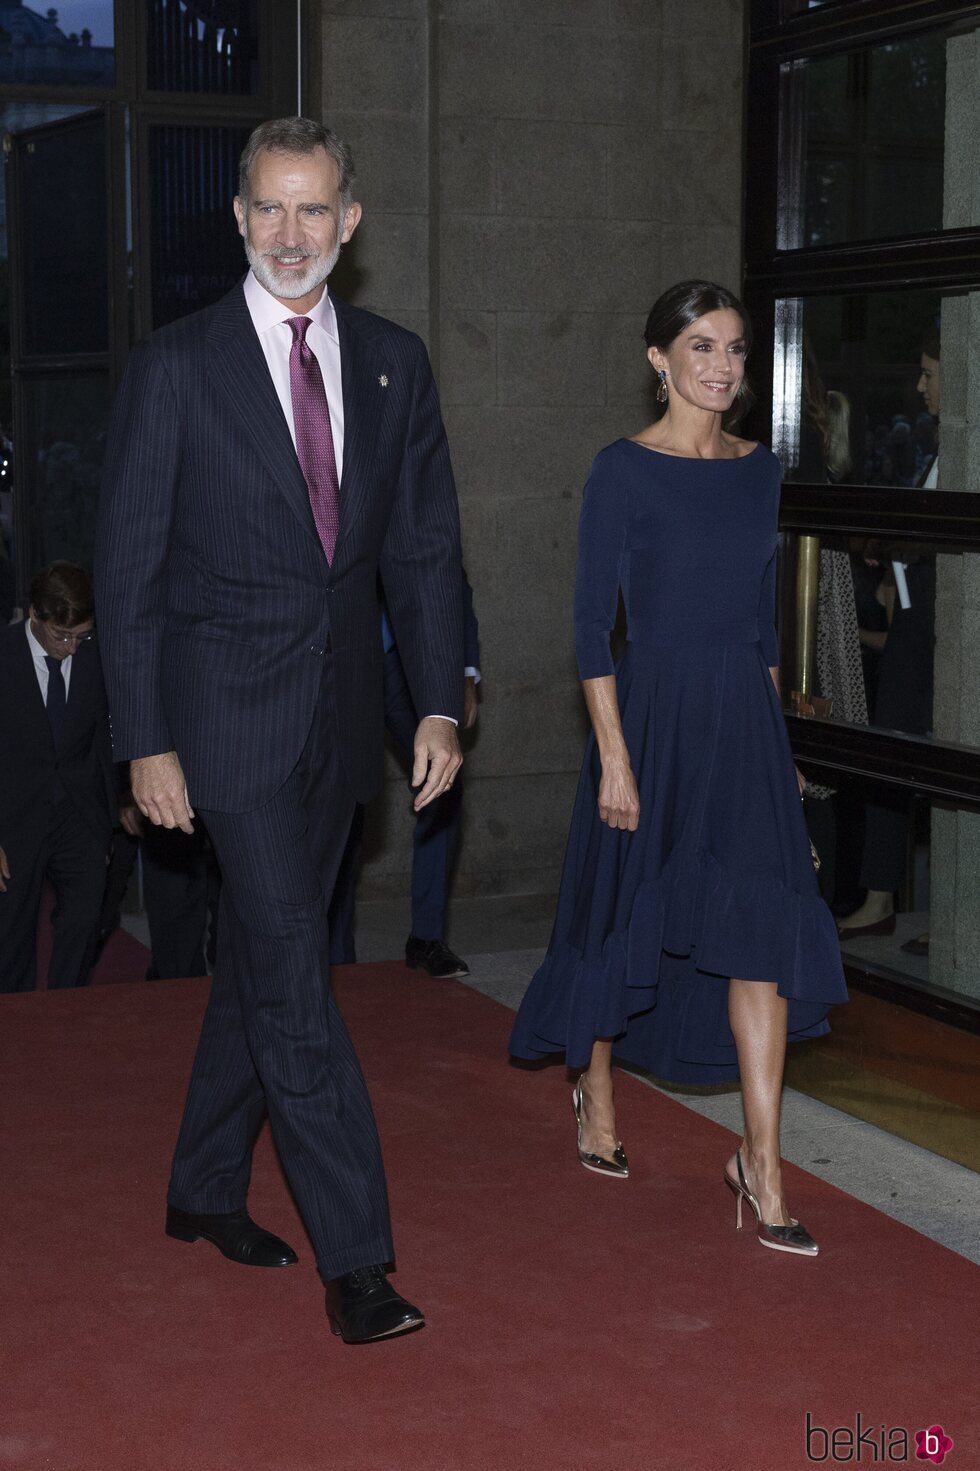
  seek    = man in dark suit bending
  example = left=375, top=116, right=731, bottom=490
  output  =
left=0, top=562, right=114, bottom=992
left=95, top=118, right=464, bottom=1345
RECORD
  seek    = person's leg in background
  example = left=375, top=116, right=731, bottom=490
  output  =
left=408, top=779, right=463, bottom=953
left=0, top=832, right=47, bottom=992
left=142, top=820, right=210, bottom=978
left=45, top=800, right=110, bottom=988
left=381, top=646, right=469, bottom=979
left=96, top=827, right=138, bottom=958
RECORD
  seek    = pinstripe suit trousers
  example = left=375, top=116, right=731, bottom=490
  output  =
left=167, top=657, right=394, bottom=1281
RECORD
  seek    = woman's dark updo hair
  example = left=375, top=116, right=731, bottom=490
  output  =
left=643, top=278, right=753, bottom=352
left=643, top=279, right=755, bottom=426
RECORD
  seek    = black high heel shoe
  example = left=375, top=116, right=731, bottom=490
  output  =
left=724, top=1149, right=818, bottom=1256
left=572, top=1081, right=629, bottom=1178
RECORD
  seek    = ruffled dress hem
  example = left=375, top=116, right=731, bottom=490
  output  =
left=510, top=846, right=846, bottom=1082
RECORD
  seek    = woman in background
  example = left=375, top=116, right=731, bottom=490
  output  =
left=510, top=281, right=847, bottom=1256
left=837, top=327, right=940, bottom=948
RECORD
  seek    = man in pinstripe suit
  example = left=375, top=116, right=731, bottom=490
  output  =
left=95, top=118, right=464, bottom=1345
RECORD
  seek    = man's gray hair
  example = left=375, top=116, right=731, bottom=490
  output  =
left=237, top=117, right=356, bottom=211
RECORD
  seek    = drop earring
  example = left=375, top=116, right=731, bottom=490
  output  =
left=657, top=369, right=668, bottom=404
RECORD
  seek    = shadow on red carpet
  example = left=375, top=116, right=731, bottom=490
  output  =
left=1, top=965, right=976, bottom=1470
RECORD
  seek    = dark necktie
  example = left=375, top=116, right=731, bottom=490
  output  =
left=44, top=654, right=67, bottom=748
left=287, top=315, right=341, bottom=564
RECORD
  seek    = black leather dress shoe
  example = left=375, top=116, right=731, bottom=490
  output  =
left=165, top=1206, right=298, bottom=1267
left=404, top=935, right=470, bottom=978
left=325, top=1266, right=425, bottom=1343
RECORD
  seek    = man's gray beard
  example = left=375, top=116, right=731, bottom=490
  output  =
left=243, top=230, right=343, bottom=300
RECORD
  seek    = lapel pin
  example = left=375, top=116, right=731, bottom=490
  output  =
left=379, top=375, right=388, bottom=388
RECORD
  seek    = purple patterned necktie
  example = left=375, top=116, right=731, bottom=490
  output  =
left=287, top=315, right=341, bottom=564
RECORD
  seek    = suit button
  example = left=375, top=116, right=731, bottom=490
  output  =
left=310, top=645, right=322, bottom=656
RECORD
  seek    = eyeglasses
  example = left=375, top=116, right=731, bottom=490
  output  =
left=47, top=628, right=95, bottom=646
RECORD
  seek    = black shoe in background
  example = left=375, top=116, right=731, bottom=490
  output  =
left=404, top=935, right=470, bottom=978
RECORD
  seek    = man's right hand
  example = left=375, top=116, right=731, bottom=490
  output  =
left=131, top=751, right=195, bottom=834
left=0, top=845, right=9, bottom=893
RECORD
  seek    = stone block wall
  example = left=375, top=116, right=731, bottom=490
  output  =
left=320, top=0, right=745, bottom=906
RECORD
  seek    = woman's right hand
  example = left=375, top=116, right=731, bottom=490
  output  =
left=598, top=759, right=640, bottom=831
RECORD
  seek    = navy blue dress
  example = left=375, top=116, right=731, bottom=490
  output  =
left=510, top=439, right=847, bottom=1083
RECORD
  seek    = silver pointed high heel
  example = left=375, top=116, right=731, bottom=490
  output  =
left=572, top=1081, right=629, bottom=1178
left=724, top=1149, right=818, bottom=1256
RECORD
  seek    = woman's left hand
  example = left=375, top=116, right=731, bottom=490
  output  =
left=796, top=766, right=807, bottom=797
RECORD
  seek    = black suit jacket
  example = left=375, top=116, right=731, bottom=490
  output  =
left=0, top=623, right=115, bottom=861
left=95, top=282, right=463, bottom=812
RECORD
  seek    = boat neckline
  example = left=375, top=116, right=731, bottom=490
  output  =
left=618, top=437, right=763, bottom=463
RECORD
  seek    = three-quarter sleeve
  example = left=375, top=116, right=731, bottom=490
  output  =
left=573, top=453, right=628, bottom=679
left=758, top=545, right=780, bottom=667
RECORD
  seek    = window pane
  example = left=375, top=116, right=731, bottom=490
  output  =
left=16, top=111, right=109, bottom=358
left=0, top=2, right=114, bottom=87
left=772, top=288, right=952, bottom=489
left=779, top=530, right=945, bottom=743
left=148, top=124, right=251, bottom=326
left=146, top=0, right=259, bottom=95
left=789, top=784, right=979, bottom=1168
left=779, top=532, right=980, bottom=761
left=21, top=372, right=112, bottom=571
left=782, top=532, right=980, bottom=1009
left=780, top=21, right=980, bottom=248
left=803, top=156, right=852, bottom=248
left=799, top=776, right=980, bottom=1017
left=0, top=102, right=91, bottom=430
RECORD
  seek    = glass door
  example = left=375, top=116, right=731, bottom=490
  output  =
left=5, top=107, right=120, bottom=574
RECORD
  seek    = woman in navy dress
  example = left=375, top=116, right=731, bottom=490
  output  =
left=510, top=281, right=847, bottom=1255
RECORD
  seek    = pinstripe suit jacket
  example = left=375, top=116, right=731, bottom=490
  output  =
left=95, top=282, right=463, bottom=812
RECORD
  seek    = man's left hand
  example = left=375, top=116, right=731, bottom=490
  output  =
left=412, top=716, right=463, bottom=811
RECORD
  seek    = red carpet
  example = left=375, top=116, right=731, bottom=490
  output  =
left=1, top=966, right=977, bottom=1471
